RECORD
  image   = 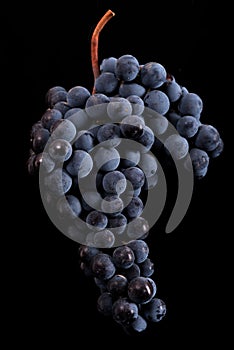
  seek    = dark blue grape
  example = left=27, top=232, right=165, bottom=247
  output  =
left=178, top=92, right=203, bottom=118
left=120, top=115, right=145, bottom=139
left=107, top=97, right=132, bottom=122
left=45, top=169, right=72, bottom=196
left=45, top=86, right=67, bottom=108
left=32, top=128, right=50, bottom=153
left=128, top=276, right=155, bottom=304
left=140, top=62, right=167, bottom=88
left=123, top=166, right=145, bottom=190
left=48, top=138, right=72, bottom=162
left=189, top=147, right=210, bottom=175
left=93, top=147, right=120, bottom=172
left=97, top=123, right=122, bottom=147
left=97, top=292, right=113, bottom=316
left=107, top=213, right=127, bottom=235
left=137, top=125, right=155, bottom=152
left=139, top=152, right=158, bottom=178
left=144, top=90, right=170, bottom=115
left=126, top=217, right=150, bottom=240
left=66, top=149, right=93, bottom=178
left=56, top=194, right=82, bottom=219
left=164, top=134, right=189, bottom=160
left=163, top=79, right=182, bottom=102
left=107, top=274, right=128, bottom=297
left=139, top=258, right=154, bottom=277
left=100, top=57, right=117, bottom=73
left=86, top=210, right=108, bottom=231
left=125, top=315, right=147, bottom=333
left=166, top=111, right=181, bottom=127
left=194, top=124, right=220, bottom=151
left=126, top=95, right=144, bottom=115
left=41, top=108, right=62, bottom=130
left=102, top=170, right=127, bottom=195
left=78, top=245, right=100, bottom=263
left=50, top=119, right=76, bottom=142
left=112, top=245, right=135, bottom=269
left=27, top=153, right=36, bottom=175
left=85, top=93, right=110, bottom=120
left=94, top=72, right=119, bottom=95
left=119, top=263, right=141, bottom=281
left=73, top=130, right=95, bottom=151
left=36, top=152, right=55, bottom=173
left=124, top=196, right=144, bottom=219
left=30, top=120, right=43, bottom=139
left=112, top=297, right=138, bottom=325
left=119, top=82, right=146, bottom=98
left=101, top=194, right=124, bottom=216
left=93, top=229, right=115, bottom=248
left=91, top=253, right=116, bottom=280
left=127, top=240, right=149, bottom=263
left=141, top=298, right=166, bottom=322
left=115, top=54, right=140, bottom=82
left=53, top=101, right=71, bottom=115
left=209, top=138, right=224, bottom=158
left=66, top=86, right=91, bottom=108
left=176, top=115, right=200, bottom=138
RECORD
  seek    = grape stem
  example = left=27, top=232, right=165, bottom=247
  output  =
left=91, top=9, right=115, bottom=94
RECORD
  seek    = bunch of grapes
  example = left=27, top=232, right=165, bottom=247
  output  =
left=26, top=10, right=223, bottom=335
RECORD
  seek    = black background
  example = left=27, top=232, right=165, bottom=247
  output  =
left=5, top=0, right=231, bottom=346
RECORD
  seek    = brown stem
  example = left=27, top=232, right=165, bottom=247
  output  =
left=91, top=9, right=115, bottom=94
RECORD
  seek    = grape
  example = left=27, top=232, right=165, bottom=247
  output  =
left=45, top=86, right=67, bottom=108
left=127, top=217, right=150, bottom=240
left=93, top=146, right=120, bottom=172
left=107, top=214, right=127, bottom=235
left=107, top=274, right=128, bottom=297
left=176, top=115, right=200, bottom=138
left=44, top=168, right=72, bottom=196
left=53, top=101, right=71, bottom=115
left=164, top=134, right=189, bottom=160
left=124, top=196, right=144, bottom=219
left=101, top=194, right=124, bottom=216
left=119, top=82, right=146, bottom=98
left=140, top=62, right=167, bottom=88
left=112, top=297, right=138, bottom=325
left=123, top=166, right=145, bottom=190
left=41, top=108, right=62, bottom=130
left=93, top=229, right=116, bottom=248
left=194, top=124, right=220, bottom=151
left=85, top=93, right=110, bottom=119
left=26, top=12, right=225, bottom=336
left=91, top=253, right=116, bottom=280
left=66, top=86, right=91, bottom=108
left=126, top=95, right=144, bottom=115
left=112, top=245, right=135, bottom=269
left=162, top=78, right=182, bottom=102
left=189, top=147, right=210, bottom=177
left=127, top=240, right=149, bottom=263
left=115, top=54, right=140, bottom=82
left=56, top=194, right=82, bottom=219
left=178, top=92, right=203, bottom=118
left=78, top=245, right=100, bottom=263
left=97, top=292, right=113, bottom=316
left=66, top=149, right=93, bottom=178
left=86, top=210, right=108, bottom=231
left=100, top=56, right=117, bottom=73
left=139, top=153, right=158, bottom=178
left=141, top=298, right=166, bottom=322
left=32, top=128, right=50, bottom=153
left=209, top=138, right=224, bottom=158
left=139, top=258, right=154, bottom=277
left=128, top=276, right=155, bottom=304
left=97, top=123, right=122, bottom=147
left=94, top=72, right=119, bottom=95
left=107, top=97, right=132, bottom=122
left=73, top=130, right=95, bottom=151
left=144, top=90, right=170, bottom=115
